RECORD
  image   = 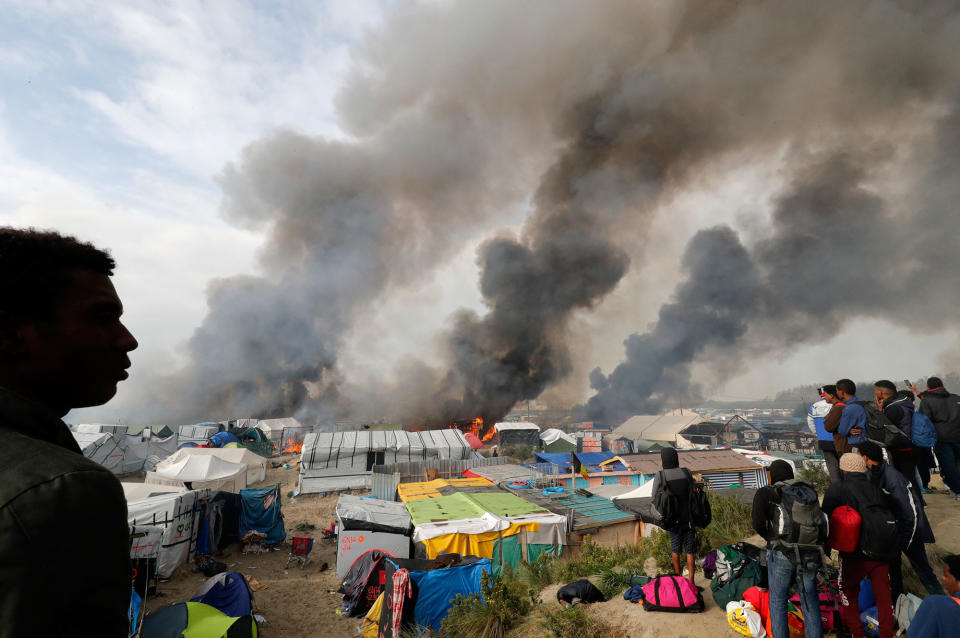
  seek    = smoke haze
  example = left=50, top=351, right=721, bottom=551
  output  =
left=82, top=1, right=960, bottom=426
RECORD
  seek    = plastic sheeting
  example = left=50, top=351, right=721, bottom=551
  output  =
left=336, top=494, right=411, bottom=534
left=122, top=483, right=186, bottom=500
left=72, top=431, right=126, bottom=472
left=146, top=454, right=248, bottom=493
left=410, top=559, right=491, bottom=630
left=539, top=428, right=575, bottom=446
left=239, top=486, right=285, bottom=547
left=158, top=448, right=266, bottom=485
left=127, top=489, right=206, bottom=578
left=190, top=572, right=253, bottom=617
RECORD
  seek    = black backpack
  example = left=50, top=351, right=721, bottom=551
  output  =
left=857, top=488, right=899, bottom=561
left=855, top=400, right=909, bottom=448
left=689, top=481, right=712, bottom=529
left=769, top=480, right=828, bottom=565
left=651, top=471, right=680, bottom=529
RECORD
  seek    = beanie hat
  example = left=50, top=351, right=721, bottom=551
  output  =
left=839, top=453, right=866, bottom=473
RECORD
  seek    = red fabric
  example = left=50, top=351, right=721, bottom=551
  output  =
left=743, top=586, right=770, bottom=626
left=390, top=568, right=412, bottom=637
left=789, top=592, right=840, bottom=630
left=838, top=556, right=894, bottom=638
left=828, top=505, right=862, bottom=553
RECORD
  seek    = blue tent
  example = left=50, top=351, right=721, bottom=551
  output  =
left=534, top=452, right=573, bottom=472
left=210, top=431, right=240, bottom=448
left=409, top=558, right=491, bottom=629
left=191, top=572, right=253, bottom=617
left=239, top=485, right=285, bottom=547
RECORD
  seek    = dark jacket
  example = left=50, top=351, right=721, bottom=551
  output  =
left=907, top=592, right=960, bottom=638
left=867, top=461, right=934, bottom=548
left=751, top=460, right=796, bottom=548
left=882, top=393, right=915, bottom=442
left=919, top=388, right=960, bottom=444
left=650, top=467, right=693, bottom=529
left=823, top=402, right=852, bottom=453
left=821, top=471, right=887, bottom=559
left=0, top=388, right=130, bottom=637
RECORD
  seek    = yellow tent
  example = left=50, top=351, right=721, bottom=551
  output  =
left=360, top=591, right=384, bottom=638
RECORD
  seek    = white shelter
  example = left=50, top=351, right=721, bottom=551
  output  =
left=157, top=447, right=267, bottom=485
left=145, top=454, right=248, bottom=492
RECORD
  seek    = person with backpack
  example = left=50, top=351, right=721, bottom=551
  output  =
left=650, top=447, right=699, bottom=583
left=824, top=379, right=866, bottom=455
left=751, top=459, right=826, bottom=638
left=858, top=441, right=944, bottom=599
left=822, top=453, right=898, bottom=638
left=907, top=554, right=960, bottom=638
left=811, top=386, right=843, bottom=483
left=873, top=380, right=921, bottom=496
left=916, top=377, right=960, bottom=499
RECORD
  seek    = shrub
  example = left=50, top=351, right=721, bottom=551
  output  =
left=540, top=605, right=628, bottom=638
left=797, top=461, right=831, bottom=496
left=554, top=535, right=647, bottom=581
left=440, top=567, right=535, bottom=638
left=598, top=568, right=628, bottom=600
left=697, top=491, right=755, bottom=554
left=518, top=552, right=556, bottom=590
left=648, top=529, right=675, bottom=572
left=501, top=444, right=535, bottom=462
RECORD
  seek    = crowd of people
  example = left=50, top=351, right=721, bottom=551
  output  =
left=658, top=378, right=960, bottom=638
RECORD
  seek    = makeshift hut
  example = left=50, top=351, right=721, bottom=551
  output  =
left=463, top=463, right=544, bottom=486
left=539, top=428, right=576, bottom=452
left=72, top=431, right=126, bottom=473
left=619, top=448, right=769, bottom=489
left=178, top=423, right=222, bottom=446
left=335, top=494, right=413, bottom=577
left=256, top=417, right=312, bottom=452
left=239, top=485, right=285, bottom=547
left=145, top=454, right=248, bottom=492
left=127, top=488, right=208, bottom=578
left=605, top=413, right=705, bottom=447
left=401, top=489, right=566, bottom=569
left=157, top=447, right=267, bottom=486
left=493, top=422, right=541, bottom=447
left=513, top=487, right=639, bottom=549
left=298, top=429, right=477, bottom=494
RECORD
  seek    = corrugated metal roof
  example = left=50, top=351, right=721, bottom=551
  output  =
left=515, top=490, right=636, bottom=530
left=619, top=449, right=764, bottom=474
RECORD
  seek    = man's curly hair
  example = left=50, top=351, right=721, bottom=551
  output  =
left=0, top=227, right=115, bottom=321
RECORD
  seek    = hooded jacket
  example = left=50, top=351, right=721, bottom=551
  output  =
left=808, top=399, right=835, bottom=447
left=919, top=388, right=960, bottom=443
left=751, top=460, right=796, bottom=547
left=882, top=392, right=916, bottom=440
left=0, top=388, right=130, bottom=637
left=866, top=460, right=934, bottom=547
left=821, top=471, right=889, bottom=558
left=649, top=448, right=693, bottom=529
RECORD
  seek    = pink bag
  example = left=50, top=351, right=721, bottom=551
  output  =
left=790, top=592, right=841, bottom=630
left=641, top=575, right=705, bottom=613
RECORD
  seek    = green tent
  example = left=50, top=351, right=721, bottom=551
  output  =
left=141, top=602, right=257, bottom=638
left=543, top=438, right=576, bottom=453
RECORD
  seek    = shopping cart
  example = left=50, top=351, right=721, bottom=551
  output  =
left=285, top=535, right=314, bottom=569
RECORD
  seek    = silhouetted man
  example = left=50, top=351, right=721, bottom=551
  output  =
left=0, top=228, right=138, bottom=636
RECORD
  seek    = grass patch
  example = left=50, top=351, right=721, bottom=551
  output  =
left=440, top=567, right=535, bottom=638
left=539, top=605, right=628, bottom=638
left=553, top=535, right=648, bottom=582
left=501, top=444, right=536, bottom=462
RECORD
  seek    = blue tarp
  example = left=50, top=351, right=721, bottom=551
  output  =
left=128, top=589, right=142, bottom=636
left=534, top=453, right=573, bottom=471
left=239, top=486, right=285, bottom=547
left=410, top=558, right=491, bottom=630
left=190, top=572, right=253, bottom=617
left=576, top=451, right=627, bottom=471
left=210, top=431, right=240, bottom=447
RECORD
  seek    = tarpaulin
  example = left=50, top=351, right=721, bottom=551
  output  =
left=410, top=558, right=491, bottom=629
left=239, top=486, right=285, bottom=547
left=420, top=523, right=537, bottom=560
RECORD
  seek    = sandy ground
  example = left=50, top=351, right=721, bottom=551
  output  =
left=141, top=460, right=960, bottom=638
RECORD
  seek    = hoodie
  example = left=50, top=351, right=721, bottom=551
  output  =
left=650, top=448, right=693, bottom=529
left=751, top=460, right=796, bottom=546
left=867, top=461, right=934, bottom=547
left=919, top=387, right=960, bottom=443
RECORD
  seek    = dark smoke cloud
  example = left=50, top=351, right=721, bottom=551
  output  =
left=83, top=1, right=960, bottom=427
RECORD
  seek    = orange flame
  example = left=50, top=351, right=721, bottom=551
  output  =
left=282, top=437, right=303, bottom=454
left=481, top=419, right=496, bottom=443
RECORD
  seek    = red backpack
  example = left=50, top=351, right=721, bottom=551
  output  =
left=828, top=505, right=861, bottom=553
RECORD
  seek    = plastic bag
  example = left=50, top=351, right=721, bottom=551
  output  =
left=726, top=601, right=767, bottom=638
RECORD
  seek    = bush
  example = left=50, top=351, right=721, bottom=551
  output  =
left=797, top=461, right=831, bottom=496
left=554, top=535, right=647, bottom=581
left=648, top=529, right=675, bottom=572
left=518, top=552, right=556, bottom=590
left=697, top=491, right=756, bottom=554
left=440, top=567, right=535, bottom=638
left=598, top=568, right=628, bottom=600
left=501, top=444, right=535, bottom=462
left=540, top=605, right=627, bottom=638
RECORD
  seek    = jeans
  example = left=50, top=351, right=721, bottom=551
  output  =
left=934, top=441, right=960, bottom=494
left=767, top=549, right=823, bottom=638
left=822, top=449, right=843, bottom=484
left=838, top=556, right=893, bottom=638
left=889, top=541, right=946, bottom=600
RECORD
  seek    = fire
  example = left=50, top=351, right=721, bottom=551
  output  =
left=281, top=437, right=303, bottom=454
left=448, top=417, right=492, bottom=444
left=481, top=420, right=496, bottom=443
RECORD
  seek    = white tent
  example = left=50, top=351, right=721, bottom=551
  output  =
left=298, top=429, right=476, bottom=494
left=72, top=431, right=126, bottom=473
left=539, top=428, right=575, bottom=446
left=145, top=454, right=248, bottom=492
left=123, top=431, right=179, bottom=473
left=73, top=423, right=128, bottom=436
left=122, top=482, right=187, bottom=501
left=127, top=489, right=207, bottom=578
left=157, top=447, right=266, bottom=486
left=177, top=423, right=221, bottom=445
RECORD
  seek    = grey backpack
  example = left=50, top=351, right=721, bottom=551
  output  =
left=770, top=479, right=828, bottom=564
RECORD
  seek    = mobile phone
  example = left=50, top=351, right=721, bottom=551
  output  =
left=903, top=379, right=912, bottom=387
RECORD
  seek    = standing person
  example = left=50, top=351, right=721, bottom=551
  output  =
left=858, top=441, right=944, bottom=599
left=907, top=554, right=960, bottom=638
left=812, top=385, right=843, bottom=483
left=824, top=379, right=865, bottom=458
left=822, top=453, right=897, bottom=638
left=752, top=460, right=825, bottom=638
left=650, top=448, right=697, bottom=583
left=873, top=380, right=923, bottom=499
left=0, top=229, right=138, bottom=637
left=917, top=377, right=960, bottom=498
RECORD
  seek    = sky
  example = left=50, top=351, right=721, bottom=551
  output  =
left=1, top=1, right=956, bottom=420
